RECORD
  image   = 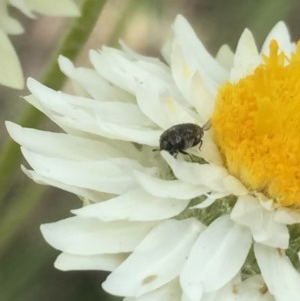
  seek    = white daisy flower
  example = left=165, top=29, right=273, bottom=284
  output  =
left=0, top=0, right=79, bottom=89
left=6, top=15, right=300, bottom=301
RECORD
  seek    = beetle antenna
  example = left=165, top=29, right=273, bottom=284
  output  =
left=202, top=120, right=211, bottom=131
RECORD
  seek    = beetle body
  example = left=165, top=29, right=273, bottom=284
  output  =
left=159, top=123, right=204, bottom=157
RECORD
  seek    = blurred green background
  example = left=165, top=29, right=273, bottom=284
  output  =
left=1, top=0, right=300, bottom=300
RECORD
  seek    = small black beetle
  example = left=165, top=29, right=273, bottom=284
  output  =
left=157, top=121, right=210, bottom=158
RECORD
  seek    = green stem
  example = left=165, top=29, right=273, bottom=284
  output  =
left=0, top=0, right=107, bottom=202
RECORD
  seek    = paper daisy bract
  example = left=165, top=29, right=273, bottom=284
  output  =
left=0, top=0, right=79, bottom=89
left=7, top=15, right=300, bottom=301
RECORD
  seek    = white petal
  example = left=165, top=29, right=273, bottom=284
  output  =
left=181, top=293, right=198, bottom=301
left=261, top=21, right=293, bottom=57
left=27, top=78, right=153, bottom=127
left=231, top=195, right=263, bottom=227
left=180, top=215, right=252, bottom=301
left=274, top=207, right=300, bottom=224
left=120, top=40, right=170, bottom=68
left=230, top=28, right=260, bottom=83
left=189, top=71, right=215, bottom=123
left=190, top=192, right=228, bottom=209
left=58, top=55, right=134, bottom=102
left=102, top=218, right=204, bottom=297
left=0, top=2, right=24, bottom=34
left=90, top=47, right=173, bottom=95
left=21, top=148, right=151, bottom=194
left=197, top=132, right=223, bottom=165
left=72, top=188, right=189, bottom=221
left=172, top=15, right=228, bottom=90
left=204, top=275, right=274, bottom=301
left=92, top=121, right=161, bottom=146
left=136, top=86, right=197, bottom=129
left=23, top=93, right=43, bottom=113
left=252, top=216, right=289, bottom=249
left=23, top=0, right=80, bottom=16
left=254, top=243, right=300, bottom=301
left=234, top=275, right=274, bottom=301
left=223, top=175, right=248, bottom=196
left=9, top=0, right=35, bottom=18
left=27, top=78, right=160, bottom=146
left=256, top=193, right=275, bottom=210
left=162, top=151, right=229, bottom=192
left=55, top=252, right=127, bottom=271
left=41, top=217, right=159, bottom=255
left=134, top=171, right=209, bottom=199
left=215, top=44, right=234, bottom=70
left=231, top=195, right=289, bottom=249
left=0, top=30, right=23, bottom=89
left=22, top=165, right=111, bottom=202
left=201, top=275, right=241, bottom=301
left=170, top=43, right=195, bottom=105
left=6, top=121, right=138, bottom=160
left=123, top=279, right=182, bottom=301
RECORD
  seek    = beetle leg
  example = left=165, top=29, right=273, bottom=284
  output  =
left=179, top=150, right=193, bottom=161
left=179, top=150, right=189, bottom=155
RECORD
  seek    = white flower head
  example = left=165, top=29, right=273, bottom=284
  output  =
left=7, top=15, right=300, bottom=301
left=0, top=0, right=79, bottom=89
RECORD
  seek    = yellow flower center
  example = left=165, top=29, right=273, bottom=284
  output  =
left=211, top=40, right=300, bottom=207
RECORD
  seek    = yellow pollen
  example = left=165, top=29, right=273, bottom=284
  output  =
left=211, top=40, right=300, bottom=207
